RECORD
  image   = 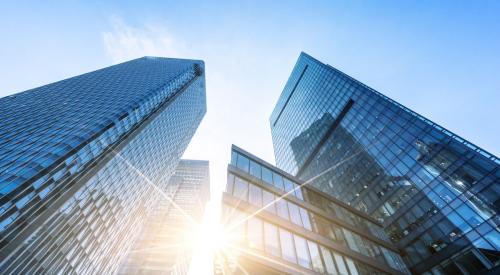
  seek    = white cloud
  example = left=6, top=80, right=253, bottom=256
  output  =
left=102, top=15, right=184, bottom=63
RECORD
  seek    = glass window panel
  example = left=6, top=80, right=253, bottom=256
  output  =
left=273, top=173, right=285, bottom=190
left=294, top=184, right=304, bottom=200
left=345, top=258, right=359, bottom=275
left=279, top=228, right=297, bottom=264
left=249, top=183, right=263, bottom=207
left=248, top=217, right=263, bottom=250
left=342, top=229, right=360, bottom=252
left=262, top=190, right=276, bottom=214
left=262, top=167, right=273, bottom=185
left=264, top=222, right=281, bottom=257
left=229, top=209, right=247, bottom=243
left=284, top=178, right=294, bottom=193
left=226, top=173, right=234, bottom=194
left=233, top=177, right=248, bottom=201
left=288, top=202, right=303, bottom=227
left=249, top=160, right=261, bottom=179
left=299, top=207, right=312, bottom=231
left=231, top=150, right=237, bottom=166
left=320, top=246, right=338, bottom=275
left=308, top=240, right=325, bottom=273
left=276, top=199, right=289, bottom=220
left=236, top=154, right=250, bottom=172
left=333, top=252, right=349, bottom=275
left=294, top=235, right=312, bottom=268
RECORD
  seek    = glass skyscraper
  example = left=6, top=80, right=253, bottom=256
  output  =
left=220, top=145, right=409, bottom=274
left=0, top=57, right=206, bottom=274
left=119, top=159, right=210, bottom=275
left=270, top=52, right=499, bottom=274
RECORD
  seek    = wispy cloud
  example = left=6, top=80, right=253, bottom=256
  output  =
left=102, top=15, right=184, bottom=63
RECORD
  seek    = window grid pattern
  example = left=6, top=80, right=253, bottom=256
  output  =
left=0, top=57, right=206, bottom=274
left=269, top=52, right=499, bottom=273
left=225, top=172, right=407, bottom=273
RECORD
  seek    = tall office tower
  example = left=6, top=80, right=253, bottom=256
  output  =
left=119, top=159, right=210, bottom=274
left=269, top=52, right=499, bottom=274
left=0, top=57, right=206, bottom=274
left=220, top=145, right=409, bottom=274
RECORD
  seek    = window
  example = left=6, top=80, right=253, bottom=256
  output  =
left=249, top=184, right=262, bottom=207
left=233, top=177, right=248, bottom=201
left=345, top=258, right=359, bottom=275
left=226, top=173, right=234, bottom=194
left=262, top=190, right=276, bottom=214
left=294, top=184, right=304, bottom=200
left=288, top=202, right=303, bottom=227
left=294, top=235, right=312, bottom=268
left=273, top=173, right=285, bottom=190
left=320, top=246, right=337, bottom=275
left=284, top=178, right=294, bottom=193
left=249, top=160, right=261, bottom=179
left=262, top=167, right=273, bottom=185
left=276, top=199, right=289, bottom=220
left=308, top=241, right=324, bottom=273
left=299, top=207, right=312, bottom=231
left=236, top=154, right=250, bottom=172
left=333, top=252, right=349, bottom=275
left=279, top=228, right=297, bottom=264
left=248, top=217, right=263, bottom=250
left=264, top=222, right=281, bottom=257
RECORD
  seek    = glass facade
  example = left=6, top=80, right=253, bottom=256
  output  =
left=118, top=159, right=210, bottom=274
left=0, top=57, right=206, bottom=273
left=221, top=146, right=409, bottom=274
left=270, top=52, right=499, bottom=274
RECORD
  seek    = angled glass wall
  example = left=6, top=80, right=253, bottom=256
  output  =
left=269, top=52, right=499, bottom=274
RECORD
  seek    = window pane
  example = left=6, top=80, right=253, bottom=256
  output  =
left=262, top=167, right=273, bottom=184
left=231, top=150, right=237, bottom=166
left=294, top=183, right=304, bottom=200
left=249, top=160, right=261, bottom=179
left=248, top=217, right=263, bottom=250
left=288, top=202, right=303, bottom=227
left=294, top=235, right=312, bottom=268
left=264, top=222, right=281, bottom=257
left=226, top=173, right=235, bottom=194
left=320, top=246, right=338, bottom=275
left=345, top=258, right=359, bottom=275
left=262, top=190, right=276, bottom=214
left=276, top=198, right=289, bottom=220
left=230, top=209, right=247, bottom=244
left=333, top=252, right=349, bottom=275
left=233, top=177, right=248, bottom=201
left=308, top=240, right=325, bottom=273
left=279, top=228, right=297, bottom=264
left=299, top=207, right=312, bottom=231
left=273, top=173, right=285, bottom=190
left=237, top=154, right=250, bottom=172
left=249, top=183, right=263, bottom=207
left=284, top=178, right=294, bottom=193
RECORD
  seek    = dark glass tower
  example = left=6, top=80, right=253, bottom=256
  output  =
left=219, top=145, right=409, bottom=274
left=270, top=52, right=499, bottom=274
left=119, top=159, right=210, bottom=274
left=0, top=57, right=206, bottom=274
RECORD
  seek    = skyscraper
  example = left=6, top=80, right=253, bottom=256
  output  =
left=219, top=145, right=409, bottom=274
left=119, top=159, right=210, bottom=274
left=0, top=57, right=206, bottom=274
left=270, top=52, right=499, bottom=274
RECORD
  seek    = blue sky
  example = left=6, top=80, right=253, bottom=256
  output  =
left=1, top=0, right=499, bottom=197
